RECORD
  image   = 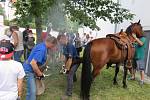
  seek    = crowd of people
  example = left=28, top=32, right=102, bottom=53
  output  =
left=0, top=25, right=94, bottom=100
left=0, top=25, right=147, bottom=100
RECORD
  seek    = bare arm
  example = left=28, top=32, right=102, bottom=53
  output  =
left=12, top=32, right=19, bottom=48
left=65, top=57, right=73, bottom=70
left=30, top=59, right=43, bottom=76
left=135, top=38, right=144, bottom=46
left=17, top=78, right=24, bottom=98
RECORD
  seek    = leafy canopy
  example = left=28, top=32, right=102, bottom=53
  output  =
left=14, top=0, right=134, bottom=30
left=65, top=0, right=134, bottom=29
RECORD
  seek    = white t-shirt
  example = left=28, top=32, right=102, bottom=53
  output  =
left=15, top=31, right=24, bottom=51
left=0, top=60, right=25, bottom=100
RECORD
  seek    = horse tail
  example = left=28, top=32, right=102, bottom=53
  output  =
left=81, top=42, right=92, bottom=100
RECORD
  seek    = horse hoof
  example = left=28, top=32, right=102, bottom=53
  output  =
left=123, top=85, right=127, bottom=88
left=113, top=82, right=118, bottom=85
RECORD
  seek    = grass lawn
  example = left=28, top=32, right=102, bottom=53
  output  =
left=22, top=62, right=150, bottom=100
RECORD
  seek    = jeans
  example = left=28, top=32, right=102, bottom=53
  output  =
left=14, top=50, right=23, bottom=63
left=25, top=72, right=36, bottom=100
left=66, top=64, right=79, bottom=96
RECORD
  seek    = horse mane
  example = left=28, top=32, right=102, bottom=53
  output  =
left=125, top=24, right=132, bottom=36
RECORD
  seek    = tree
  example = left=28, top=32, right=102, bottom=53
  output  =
left=14, top=0, right=134, bottom=43
left=0, top=4, right=4, bottom=15
left=65, top=0, right=134, bottom=29
left=14, top=0, right=54, bottom=43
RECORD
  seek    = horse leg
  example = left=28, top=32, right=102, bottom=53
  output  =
left=106, top=63, right=112, bottom=69
left=92, top=66, right=100, bottom=80
left=92, top=61, right=107, bottom=79
left=123, top=62, right=128, bottom=88
left=113, top=63, right=120, bottom=85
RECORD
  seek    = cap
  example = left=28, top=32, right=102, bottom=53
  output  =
left=0, top=35, right=14, bottom=60
left=0, top=34, right=10, bottom=41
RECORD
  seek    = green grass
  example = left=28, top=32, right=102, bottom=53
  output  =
left=22, top=62, right=150, bottom=100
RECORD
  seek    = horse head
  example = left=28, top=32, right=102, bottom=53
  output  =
left=125, top=20, right=143, bottom=42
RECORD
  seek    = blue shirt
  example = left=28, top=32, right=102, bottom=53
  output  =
left=63, top=43, right=78, bottom=58
left=23, top=42, right=47, bottom=73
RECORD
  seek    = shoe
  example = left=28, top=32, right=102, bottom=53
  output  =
left=66, top=92, right=72, bottom=97
left=139, top=80, right=144, bottom=87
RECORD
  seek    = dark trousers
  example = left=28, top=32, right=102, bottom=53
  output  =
left=76, top=47, right=82, bottom=56
left=66, top=64, right=79, bottom=96
left=14, top=50, right=24, bottom=63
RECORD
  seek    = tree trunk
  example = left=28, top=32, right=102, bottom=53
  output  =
left=35, top=16, right=43, bottom=44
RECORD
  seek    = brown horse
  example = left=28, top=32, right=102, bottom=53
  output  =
left=81, top=20, right=143, bottom=100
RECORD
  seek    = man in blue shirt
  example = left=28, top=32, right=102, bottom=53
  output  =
left=23, top=36, right=57, bottom=100
left=58, top=34, right=81, bottom=97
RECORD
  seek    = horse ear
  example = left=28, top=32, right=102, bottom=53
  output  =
left=119, top=29, right=123, bottom=35
left=120, top=29, right=123, bottom=33
left=137, top=20, right=140, bottom=24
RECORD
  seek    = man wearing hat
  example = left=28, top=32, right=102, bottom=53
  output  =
left=23, top=36, right=57, bottom=100
left=0, top=35, right=25, bottom=100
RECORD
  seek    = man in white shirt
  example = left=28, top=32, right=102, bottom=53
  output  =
left=0, top=35, right=25, bottom=100
left=10, top=26, right=24, bottom=63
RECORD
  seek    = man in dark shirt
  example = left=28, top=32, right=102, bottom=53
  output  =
left=23, top=25, right=30, bottom=60
left=58, top=34, right=80, bottom=97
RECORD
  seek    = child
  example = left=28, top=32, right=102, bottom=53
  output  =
left=0, top=35, right=25, bottom=100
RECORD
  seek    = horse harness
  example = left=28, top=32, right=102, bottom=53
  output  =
left=106, top=33, right=135, bottom=68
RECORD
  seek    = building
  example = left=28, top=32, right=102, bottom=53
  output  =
left=0, top=0, right=16, bottom=21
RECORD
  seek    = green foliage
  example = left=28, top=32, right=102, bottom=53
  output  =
left=14, top=0, right=54, bottom=18
left=13, top=0, right=55, bottom=42
left=14, top=0, right=134, bottom=31
left=14, top=0, right=49, bottom=27
left=65, top=0, right=134, bottom=29
left=0, top=4, right=4, bottom=15
left=4, top=20, right=9, bottom=26
left=13, top=0, right=134, bottom=42
left=13, top=0, right=55, bottom=28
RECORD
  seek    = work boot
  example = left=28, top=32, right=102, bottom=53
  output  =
left=66, top=92, right=72, bottom=97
